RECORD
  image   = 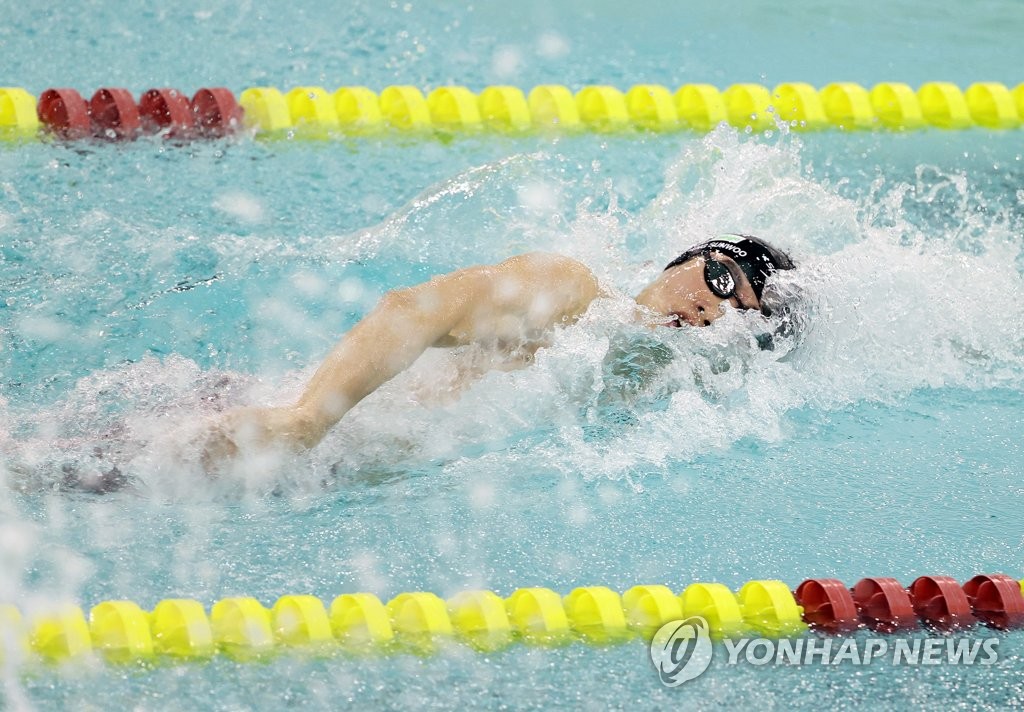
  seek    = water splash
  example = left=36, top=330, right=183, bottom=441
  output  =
left=2, top=129, right=1022, bottom=501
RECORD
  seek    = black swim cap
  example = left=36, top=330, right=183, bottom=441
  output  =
left=664, top=234, right=795, bottom=307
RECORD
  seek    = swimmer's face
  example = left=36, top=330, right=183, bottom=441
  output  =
left=634, top=253, right=760, bottom=327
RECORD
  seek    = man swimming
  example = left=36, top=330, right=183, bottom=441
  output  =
left=200, top=234, right=795, bottom=468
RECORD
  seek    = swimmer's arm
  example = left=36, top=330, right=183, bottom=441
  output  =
left=217, top=253, right=600, bottom=453
left=274, top=269, right=485, bottom=448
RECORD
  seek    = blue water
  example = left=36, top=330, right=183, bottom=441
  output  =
left=4, top=0, right=1022, bottom=92
left=2, top=0, right=1024, bottom=710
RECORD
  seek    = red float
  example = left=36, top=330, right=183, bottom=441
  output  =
left=907, top=575, right=974, bottom=631
left=37, top=88, right=91, bottom=139
left=138, top=88, right=195, bottom=137
left=962, top=574, right=1024, bottom=630
left=191, top=88, right=243, bottom=137
left=851, top=577, right=917, bottom=632
left=88, top=88, right=141, bottom=140
left=794, top=578, right=860, bottom=633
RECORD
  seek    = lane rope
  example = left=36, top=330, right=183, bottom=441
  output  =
left=2, top=573, right=1022, bottom=664
left=1, top=82, right=1022, bottom=141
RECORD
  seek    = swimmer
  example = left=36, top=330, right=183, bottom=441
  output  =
left=200, top=234, right=796, bottom=469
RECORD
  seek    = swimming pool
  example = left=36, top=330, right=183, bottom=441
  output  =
left=2, top=0, right=1024, bottom=709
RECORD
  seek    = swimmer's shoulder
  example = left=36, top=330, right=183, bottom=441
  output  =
left=496, top=252, right=604, bottom=300
left=435, top=253, right=603, bottom=348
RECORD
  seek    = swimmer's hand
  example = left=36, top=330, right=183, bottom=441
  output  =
left=198, top=405, right=320, bottom=475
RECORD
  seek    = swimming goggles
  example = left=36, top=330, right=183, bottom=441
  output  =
left=703, top=257, right=741, bottom=302
left=664, top=234, right=781, bottom=306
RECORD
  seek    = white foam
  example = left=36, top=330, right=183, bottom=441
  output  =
left=212, top=191, right=266, bottom=224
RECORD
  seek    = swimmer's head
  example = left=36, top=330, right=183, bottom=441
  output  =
left=634, top=234, right=797, bottom=330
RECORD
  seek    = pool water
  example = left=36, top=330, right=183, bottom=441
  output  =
left=2, top=0, right=1024, bottom=709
